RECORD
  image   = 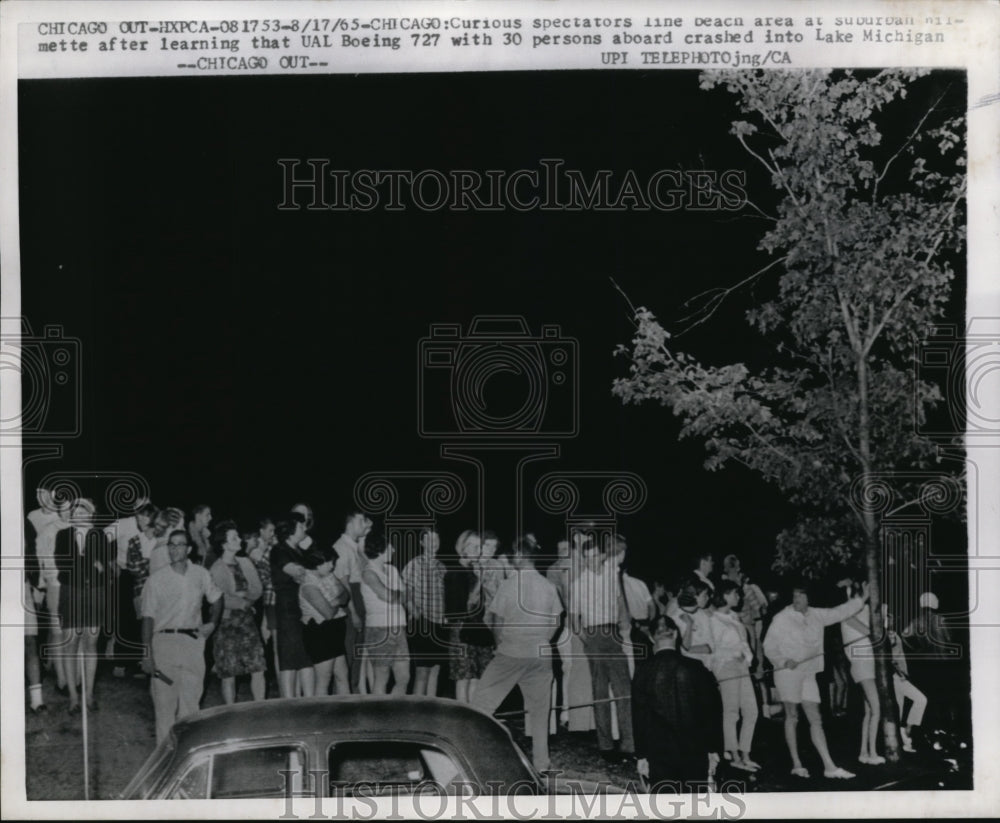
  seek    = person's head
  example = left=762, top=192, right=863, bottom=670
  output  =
left=694, top=551, right=714, bottom=575
left=135, top=502, right=159, bottom=531
left=722, top=554, right=742, bottom=580
left=714, top=579, right=743, bottom=610
left=919, top=591, right=939, bottom=611
left=191, top=504, right=212, bottom=528
left=150, top=510, right=172, bottom=537
left=259, top=518, right=275, bottom=542
left=212, top=519, right=241, bottom=555
left=70, top=498, right=96, bottom=528
left=556, top=538, right=570, bottom=557
left=455, top=530, right=481, bottom=566
left=419, top=528, right=440, bottom=556
left=301, top=548, right=334, bottom=576
left=791, top=582, right=811, bottom=613
left=344, top=511, right=371, bottom=541
left=647, top=614, right=680, bottom=649
left=276, top=512, right=307, bottom=546
left=166, top=529, right=190, bottom=564
left=291, top=503, right=314, bottom=532
left=678, top=578, right=710, bottom=611
left=582, top=541, right=606, bottom=572
left=570, top=522, right=595, bottom=552
left=481, top=530, right=499, bottom=560
left=364, top=531, right=392, bottom=562
left=511, top=533, right=542, bottom=570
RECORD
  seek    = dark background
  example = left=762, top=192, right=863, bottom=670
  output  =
left=17, top=70, right=966, bottom=592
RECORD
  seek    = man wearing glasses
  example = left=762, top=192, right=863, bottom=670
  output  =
left=140, top=530, right=223, bottom=742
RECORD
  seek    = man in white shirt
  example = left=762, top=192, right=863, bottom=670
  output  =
left=140, top=530, right=223, bottom=742
left=763, top=582, right=868, bottom=780
left=472, top=534, right=563, bottom=773
left=570, top=539, right=635, bottom=760
left=333, top=511, right=373, bottom=692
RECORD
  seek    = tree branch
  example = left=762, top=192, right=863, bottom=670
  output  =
left=873, top=90, right=948, bottom=201
left=675, top=255, right=789, bottom=336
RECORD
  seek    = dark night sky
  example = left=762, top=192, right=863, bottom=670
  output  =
left=17, top=70, right=965, bottom=585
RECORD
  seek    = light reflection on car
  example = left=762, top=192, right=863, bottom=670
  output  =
left=122, top=695, right=615, bottom=799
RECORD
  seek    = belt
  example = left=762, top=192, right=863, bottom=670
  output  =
left=158, top=628, right=199, bottom=639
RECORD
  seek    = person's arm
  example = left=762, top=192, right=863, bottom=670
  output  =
left=203, top=595, right=223, bottom=638
left=818, top=596, right=865, bottom=627
left=361, top=566, right=398, bottom=603
left=141, top=616, right=155, bottom=674
left=762, top=612, right=790, bottom=669
left=301, top=584, right=336, bottom=620
left=282, top=562, right=307, bottom=585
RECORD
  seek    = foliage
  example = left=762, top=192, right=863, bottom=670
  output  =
left=613, top=70, right=965, bottom=577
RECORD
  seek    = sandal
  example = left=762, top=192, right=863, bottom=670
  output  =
left=824, top=767, right=856, bottom=779
left=742, top=757, right=762, bottom=771
left=790, top=766, right=810, bottom=778
left=731, top=758, right=757, bottom=772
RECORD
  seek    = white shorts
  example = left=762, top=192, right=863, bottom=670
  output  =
left=847, top=640, right=875, bottom=682
left=774, top=668, right=820, bottom=704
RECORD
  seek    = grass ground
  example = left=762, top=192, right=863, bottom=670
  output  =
left=24, top=663, right=971, bottom=800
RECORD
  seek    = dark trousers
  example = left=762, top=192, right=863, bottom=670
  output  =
left=581, top=624, right=634, bottom=753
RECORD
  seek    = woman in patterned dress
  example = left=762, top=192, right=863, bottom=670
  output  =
left=444, top=530, right=494, bottom=703
left=210, top=521, right=267, bottom=703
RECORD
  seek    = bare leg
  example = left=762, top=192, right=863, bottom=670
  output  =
left=468, top=678, right=479, bottom=704
left=66, top=631, right=82, bottom=709
left=221, top=677, right=236, bottom=704
left=250, top=671, right=265, bottom=701
left=313, top=660, right=333, bottom=696
left=783, top=702, right=803, bottom=769
left=372, top=664, right=390, bottom=695
left=427, top=664, right=440, bottom=697
left=278, top=669, right=297, bottom=698
left=412, top=667, right=429, bottom=696
left=801, top=700, right=837, bottom=771
left=455, top=678, right=470, bottom=703
left=298, top=666, right=316, bottom=697
left=331, top=657, right=349, bottom=695
left=860, top=679, right=880, bottom=760
left=391, top=659, right=410, bottom=696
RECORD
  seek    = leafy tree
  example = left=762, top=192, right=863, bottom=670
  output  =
left=613, top=69, right=965, bottom=762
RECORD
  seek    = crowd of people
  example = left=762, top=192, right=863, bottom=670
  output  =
left=22, top=486, right=962, bottom=790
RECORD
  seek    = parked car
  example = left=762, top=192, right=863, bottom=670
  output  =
left=122, top=695, right=614, bottom=799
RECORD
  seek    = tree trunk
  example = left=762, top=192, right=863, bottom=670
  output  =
left=857, top=354, right=902, bottom=763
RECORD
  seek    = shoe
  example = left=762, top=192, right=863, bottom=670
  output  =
left=859, top=754, right=873, bottom=764
left=867, top=754, right=885, bottom=765
left=56, top=684, right=68, bottom=697
left=742, top=757, right=762, bottom=771
left=86, top=699, right=98, bottom=712
left=790, top=766, right=810, bottom=778
left=68, top=702, right=80, bottom=715
left=731, top=758, right=757, bottom=772
left=824, top=767, right=856, bottom=779
left=29, top=704, right=48, bottom=715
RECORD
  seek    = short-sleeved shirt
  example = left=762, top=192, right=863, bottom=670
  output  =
left=487, top=568, right=563, bottom=658
left=402, top=553, right=446, bottom=623
left=141, top=562, right=221, bottom=632
left=571, top=563, right=618, bottom=628
left=333, top=534, right=364, bottom=585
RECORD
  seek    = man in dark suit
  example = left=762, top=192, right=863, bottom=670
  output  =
left=632, top=614, right=723, bottom=792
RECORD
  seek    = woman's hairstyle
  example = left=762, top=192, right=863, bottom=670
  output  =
left=211, top=519, right=239, bottom=549
left=713, top=578, right=743, bottom=609
left=275, top=511, right=306, bottom=543
left=677, top=577, right=710, bottom=609
left=300, top=548, right=331, bottom=571
left=647, top=613, right=680, bottom=639
left=454, top=529, right=480, bottom=563
left=364, top=531, right=388, bottom=560
left=136, top=502, right=159, bottom=521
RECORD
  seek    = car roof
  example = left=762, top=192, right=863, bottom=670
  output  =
left=168, top=695, right=534, bottom=780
